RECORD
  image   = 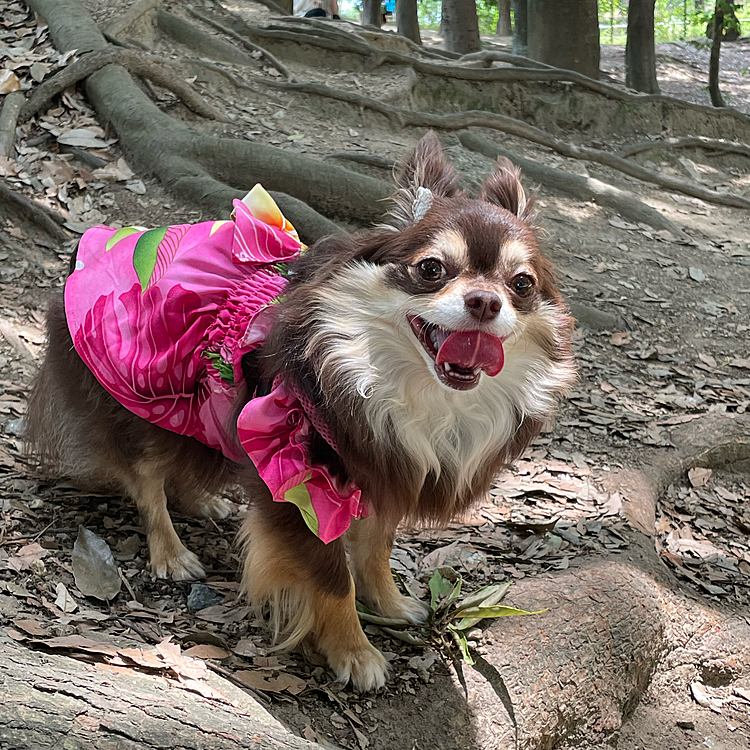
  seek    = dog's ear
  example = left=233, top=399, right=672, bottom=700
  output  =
left=481, top=157, right=535, bottom=222
left=387, top=132, right=461, bottom=229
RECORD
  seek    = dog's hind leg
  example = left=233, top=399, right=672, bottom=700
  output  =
left=348, top=516, right=430, bottom=624
left=240, top=496, right=387, bottom=692
left=126, top=459, right=205, bottom=581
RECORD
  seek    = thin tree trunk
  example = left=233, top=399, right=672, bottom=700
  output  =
left=709, top=3, right=724, bottom=106
left=396, top=0, right=422, bottom=44
left=442, top=0, right=482, bottom=54
left=527, top=0, right=599, bottom=79
left=495, top=0, right=512, bottom=36
left=362, top=0, right=382, bottom=28
left=511, top=0, right=527, bottom=55
left=625, top=0, right=659, bottom=93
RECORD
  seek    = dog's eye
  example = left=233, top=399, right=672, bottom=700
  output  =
left=416, top=258, right=446, bottom=282
left=511, top=273, right=535, bottom=295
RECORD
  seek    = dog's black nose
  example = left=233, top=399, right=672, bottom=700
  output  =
left=464, top=291, right=502, bottom=322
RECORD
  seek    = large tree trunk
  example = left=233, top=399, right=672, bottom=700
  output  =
left=362, top=0, right=382, bottom=28
left=442, top=0, right=482, bottom=54
left=495, top=0, right=512, bottom=36
left=511, top=0, right=527, bottom=55
left=527, top=0, right=600, bottom=78
left=709, top=3, right=724, bottom=106
left=625, top=0, right=659, bottom=93
left=396, top=0, right=422, bottom=44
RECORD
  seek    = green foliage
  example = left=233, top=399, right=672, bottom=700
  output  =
left=359, top=567, right=545, bottom=668
left=598, top=0, right=747, bottom=45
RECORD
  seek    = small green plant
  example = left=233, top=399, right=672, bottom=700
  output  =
left=357, top=567, right=544, bottom=734
left=357, top=566, right=545, bottom=670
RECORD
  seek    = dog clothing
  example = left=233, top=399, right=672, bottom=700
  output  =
left=65, top=185, right=365, bottom=543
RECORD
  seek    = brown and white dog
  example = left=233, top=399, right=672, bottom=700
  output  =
left=26, top=133, right=575, bottom=691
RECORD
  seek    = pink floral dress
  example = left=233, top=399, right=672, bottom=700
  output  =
left=65, top=186, right=365, bottom=543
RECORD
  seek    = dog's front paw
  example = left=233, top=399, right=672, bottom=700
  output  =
left=197, top=495, right=233, bottom=520
left=330, top=643, right=388, bottom=692
left=150, top=544, right=205, bottom=581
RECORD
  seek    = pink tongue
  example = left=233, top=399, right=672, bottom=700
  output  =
left=435, top=330, right=505, bottom=377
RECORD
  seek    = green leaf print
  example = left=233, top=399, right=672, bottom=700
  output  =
left=203, top=351, right=235, bottom=386
left=105, top=226, right=142, bottom=252
left=132, top=227, right=168, bottom=292
left=283, top=480, right=319, bottom=538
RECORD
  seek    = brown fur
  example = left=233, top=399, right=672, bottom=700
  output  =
left=26, top=133, right=575, bottom=690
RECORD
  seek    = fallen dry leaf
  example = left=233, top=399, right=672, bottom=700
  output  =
left=610, top=332, right=631, bottom=346
left=12, top=619, right=49, bottom=637
left=0, top=70, right=20, bottom=94
left=54, top=582, right=77, bottom=613
left=182, top=644, right=230, bottom=660
left=72, top=526, right=122, bottom=601
left=234, top=669, right=308, bottom=695
left=688, top=467, right=712, bottom=488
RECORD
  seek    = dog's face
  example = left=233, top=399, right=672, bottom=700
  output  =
left=297, top=134, right=573, bottom=423
left=390, top=203, right=556, bottom=393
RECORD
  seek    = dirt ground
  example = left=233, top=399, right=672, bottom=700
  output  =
left=1, top=1, right=749, bottom=749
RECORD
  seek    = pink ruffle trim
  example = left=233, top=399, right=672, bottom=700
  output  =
left=237, top=378, right=367, bottom=544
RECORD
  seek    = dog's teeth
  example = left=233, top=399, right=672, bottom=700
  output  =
left=430, top=329, right=438, bottom=348
left=443, top=362, right=450, bottom=372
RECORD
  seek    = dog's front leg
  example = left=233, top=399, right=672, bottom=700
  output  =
left=240, top=499, right=387, bottom=691
left=348, top=516, right=431, bottom=624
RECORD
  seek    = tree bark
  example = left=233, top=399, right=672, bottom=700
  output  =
left=0, top=634, right=320, bottom=750
left=495, top=0, right=512, bottom=36
left=625, top=0, right=660, bottom=94
left=527, top=0, right=599, bottom=78
left=0, top=91, right=24, bottom=158
left=442, top=0, right=482, bottom=54
left=709, top=3, right=725, bottom=106
left=511, top=0, right=527, bottom=55
left=362, top=0, right=382, bottom=28
left=396, top=0, right=422, bottom=44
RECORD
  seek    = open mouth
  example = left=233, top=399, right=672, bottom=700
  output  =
left=407, top=316, right=505, bottom=391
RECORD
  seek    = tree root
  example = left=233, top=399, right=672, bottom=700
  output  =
left=457, top=49, right=555, bottom=69
left=19, top=48, right=229, bottom=124
left=210, top=16, right=692, bottom=104
left=0, top=91, right=24, bottom=159
left=0, top=180, right=71, bottom=244
left=103, top=0, right=160, bottom=41
left=220, top=11, right=750, bottom=143
left=184, top=6, right=295, bottom=82
left=154, top=10, right=750, bottom=211
left=24, top=0, right=395, bottom=243
left=618, top=135, right=750, bottom=160
left=458, top=131, right=686, bottom=238
left=270, top=14, right=460, bottom=61
left=324, top=152, right=397, bottom=170
left=255, top=77, right=750, bottom=211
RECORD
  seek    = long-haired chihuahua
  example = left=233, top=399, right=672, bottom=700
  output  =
left=26, top=132, right=575, bottom=690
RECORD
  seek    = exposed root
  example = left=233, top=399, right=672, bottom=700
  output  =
left=0, top=180, right=71, bottom=244
left=458, top=131, right=686, bottom=238
left=325, top=152, right=397, bottom=170
left=0, top=91, right=24, bottom=159
left=255, top=77, right=750, bottom=211
left=184, top=6, right=295, bottom=82
left=19, top=47, right=229, bottom=123
left=618, top=135, right=750, bottom=160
